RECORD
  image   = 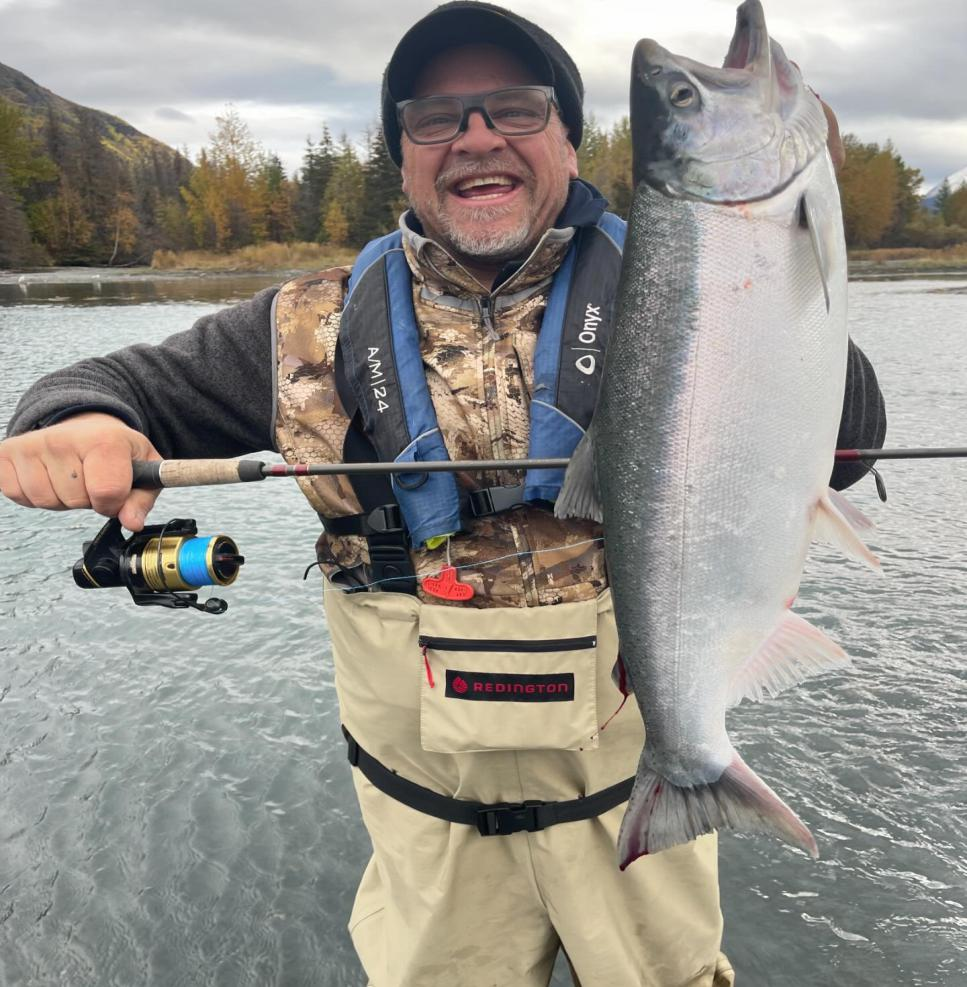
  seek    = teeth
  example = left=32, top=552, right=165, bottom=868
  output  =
left=456, top=175, right=515, bottom=192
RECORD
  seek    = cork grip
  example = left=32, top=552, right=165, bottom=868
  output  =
left=132, top=459, right=265, bottom=488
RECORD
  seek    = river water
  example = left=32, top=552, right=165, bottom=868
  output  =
left=0, top=271, right=965, bottom=986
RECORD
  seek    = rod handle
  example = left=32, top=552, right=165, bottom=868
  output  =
left=132, top=459, right=266, bottom=489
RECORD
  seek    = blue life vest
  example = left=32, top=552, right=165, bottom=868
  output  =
left=336, top=213, right=626, bottom=547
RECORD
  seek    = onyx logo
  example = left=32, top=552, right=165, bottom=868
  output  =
left=367, top=346, right=389, bottom=413
left=574, top=303, right=602, bottom=375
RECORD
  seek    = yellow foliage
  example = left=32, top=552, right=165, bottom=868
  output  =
left=151, top=241, right=355, bottom=271
left=838, top=138, right=900, bottom=247
left=324, top=200, right=350, bottom=246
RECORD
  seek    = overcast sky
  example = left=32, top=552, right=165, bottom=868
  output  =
left=2, top=0, right=965, bottom=190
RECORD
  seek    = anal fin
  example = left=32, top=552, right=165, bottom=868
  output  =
left=728, top=610, right=849, bottom=706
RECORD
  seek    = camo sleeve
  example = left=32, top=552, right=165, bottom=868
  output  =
left=5, top=286, right=279, bottom=459
left=829, top=338, right=887, bottom=491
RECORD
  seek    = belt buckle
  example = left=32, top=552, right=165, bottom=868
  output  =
left=468, top=483, right=526, bottom=518
left=476, top=800, right=546, bottom=837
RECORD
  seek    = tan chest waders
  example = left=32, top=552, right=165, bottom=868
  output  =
left=342, top=594, right=635, bottom=836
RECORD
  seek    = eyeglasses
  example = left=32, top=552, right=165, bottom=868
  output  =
left=396, top=86, right=558, bottom=145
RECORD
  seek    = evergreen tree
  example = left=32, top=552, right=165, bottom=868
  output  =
left=881, top=140, right=922, bottom=246
left=944, top=184, right=967, bottom=229
left=296, top=126, right=335, bottom=241
left=0, top=162, right=35, bottom=266
left=358, top=126, right=404, bottom=242
left=255, top=154, right=297, bottom=243
left=0, top=98, right=57, bottom=265
left=935, top=178, right=952, bottom=217
left=319, top=135, right=365, bottom=246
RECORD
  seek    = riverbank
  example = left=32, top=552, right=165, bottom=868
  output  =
left=151, top=242, right=355, bottom=272
left=848, top=244, right=967, bottom=277
left=5, top=242, right=967, bottom=288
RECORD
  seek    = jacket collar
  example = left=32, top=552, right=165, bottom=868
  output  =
left=400, top=179, right=608, bottom=299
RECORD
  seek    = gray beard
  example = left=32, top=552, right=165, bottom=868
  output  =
left=436, top=205, right=536, bottom=262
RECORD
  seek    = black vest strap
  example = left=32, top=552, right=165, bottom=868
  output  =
left=343, top=726, right=634, bottom=836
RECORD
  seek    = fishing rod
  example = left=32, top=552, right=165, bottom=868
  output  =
left=130, top=447, right=967, bottom=490
left=74, top=446, right=961, bottom=616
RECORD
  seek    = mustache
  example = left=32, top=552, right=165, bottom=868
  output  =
left=435, top=156, right=535, bottom=194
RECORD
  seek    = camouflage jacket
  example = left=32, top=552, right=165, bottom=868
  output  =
left=274, top=213, right=608, bottom=610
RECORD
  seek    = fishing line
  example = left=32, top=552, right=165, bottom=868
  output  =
left=319, top=537, right=605, bottom=595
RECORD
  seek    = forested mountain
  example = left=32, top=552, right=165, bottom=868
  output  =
left=1, top=60, right=964, bottom=269
left=0, top=62, right=193, bottom=266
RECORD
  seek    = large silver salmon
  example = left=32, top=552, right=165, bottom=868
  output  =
left=556, top=0, right=877, bottom=868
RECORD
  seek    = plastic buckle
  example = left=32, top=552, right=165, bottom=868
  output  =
left=365, top=504, right=404, bottom=534
left=367, top=542, right=416, bottom=593
left=468, top=483, right=526, bottom=518
left=342, top=727, right=360, bottom=766
left=476, top=800, right=547, bottom=836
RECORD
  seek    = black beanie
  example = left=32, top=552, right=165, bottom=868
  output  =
left=381, top=1, right=584, bottom=168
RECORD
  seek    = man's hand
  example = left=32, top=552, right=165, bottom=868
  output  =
left=0, top=412, right=162, bottom=531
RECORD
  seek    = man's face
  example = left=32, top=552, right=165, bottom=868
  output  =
left=400, top=44, right=579, bottom=270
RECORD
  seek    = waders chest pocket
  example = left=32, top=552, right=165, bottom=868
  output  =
left=417, top=599, right=600, bottom=753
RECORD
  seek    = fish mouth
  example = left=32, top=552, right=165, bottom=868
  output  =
left=629, top=0, right=818, bottom=205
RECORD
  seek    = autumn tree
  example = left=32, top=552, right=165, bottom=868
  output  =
left=181, top=107, right=268, bottom=250
left=837, top=136, right=901, bottom=248
left=107, top=190, right=140, bottom=264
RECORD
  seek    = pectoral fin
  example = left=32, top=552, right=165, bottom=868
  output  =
left=800, top=191, right=831, bottom=313
left=554, top=427, right=603, bottom=522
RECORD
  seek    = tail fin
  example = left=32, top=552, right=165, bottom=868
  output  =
left=618, top=751, right=817, bottom=869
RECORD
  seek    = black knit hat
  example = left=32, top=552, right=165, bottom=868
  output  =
left=381, top=1, right=584, bottom=167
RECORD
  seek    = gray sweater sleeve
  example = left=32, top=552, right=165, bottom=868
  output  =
left=6, top=286, right=280, bottom=459
left=830, top=339, right=887, bottom=492
left=7, top=284, right=886, bottom=490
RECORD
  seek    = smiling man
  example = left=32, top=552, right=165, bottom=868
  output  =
left=398, top=45, right=578, bottom=283
left=2, top=2, right=886, bottom=985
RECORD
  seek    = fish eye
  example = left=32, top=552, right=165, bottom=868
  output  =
left=669, top=84, right=696, bottom=108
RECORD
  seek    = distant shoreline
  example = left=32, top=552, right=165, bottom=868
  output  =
left=3, top=246, right=967, bottom=286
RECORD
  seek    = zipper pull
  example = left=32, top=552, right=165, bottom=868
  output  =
left=478, top=296, right=499, bottom=340
left=421, top=642, right=435, bottom=688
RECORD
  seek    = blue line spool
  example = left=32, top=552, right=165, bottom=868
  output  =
left=177, top=536, right=216, bottom=587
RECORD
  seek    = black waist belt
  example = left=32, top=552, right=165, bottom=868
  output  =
left=343, top=726, right=634, bottom=837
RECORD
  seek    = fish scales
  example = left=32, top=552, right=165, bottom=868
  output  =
left=604, top=168, right=846, bottom=770
left=556, top=0, right=876, bottom=867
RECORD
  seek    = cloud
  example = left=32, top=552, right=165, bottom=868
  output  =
left=155, top=107, right=195, bottom=122
left=1, top=0, right=964, bottom=183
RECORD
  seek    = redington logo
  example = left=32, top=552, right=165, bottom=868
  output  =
left=444, top=670, right=574, bottom=703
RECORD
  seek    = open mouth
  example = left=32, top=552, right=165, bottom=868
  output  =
left=450, top=174, right=522, bottom=201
